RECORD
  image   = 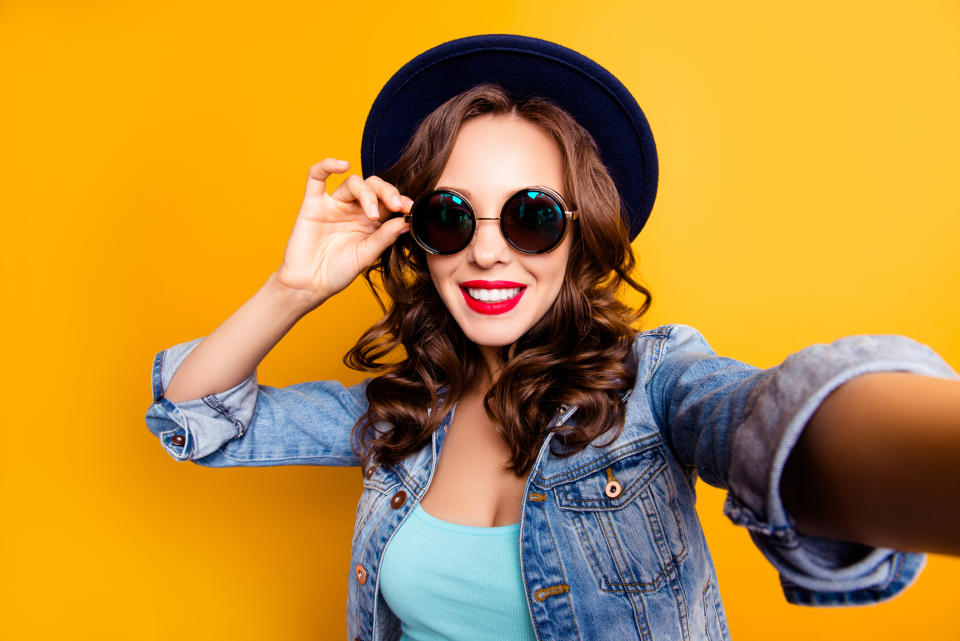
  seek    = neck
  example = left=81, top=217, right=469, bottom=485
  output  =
left=472, top=344, right=504, bottom=394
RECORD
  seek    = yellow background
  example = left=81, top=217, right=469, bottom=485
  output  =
left=2, top=0, right=958, bottom=639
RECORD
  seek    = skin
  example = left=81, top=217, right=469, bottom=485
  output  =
left=417, top=114, right=576, bottom=526
left=251, top=118, right=960, bottom=543
left=425, top=113, right=574, bottom=388
left=782, top=371, right=960, bottom=555
left=411, top=114, right=960, bottom=542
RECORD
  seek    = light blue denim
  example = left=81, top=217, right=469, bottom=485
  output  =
left=144, top=324, right=958, bottom=641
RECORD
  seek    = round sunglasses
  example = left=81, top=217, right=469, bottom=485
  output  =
left=403, top=186, right=578, bottom=255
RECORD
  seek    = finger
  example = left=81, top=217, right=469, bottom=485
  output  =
left=331, top=173, right=382, bottom=221
left=356, top=216, right=410, bottom=265
left=365, top=176, right=406, bottom=216
left=304, top=158, right=350, bottom=200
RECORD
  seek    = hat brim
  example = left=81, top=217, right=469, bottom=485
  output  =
left=361, top=34, right=658, bottom=240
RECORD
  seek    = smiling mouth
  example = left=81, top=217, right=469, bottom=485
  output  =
left=458, top=282, right=527, bottom=315
left=463, top=286, right=523, bottom=302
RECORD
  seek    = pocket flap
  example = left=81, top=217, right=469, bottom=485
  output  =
left=549, top=437, right=667, bottom=511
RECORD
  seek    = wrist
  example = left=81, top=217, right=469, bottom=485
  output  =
left=265, top=271, right=326, bottom=315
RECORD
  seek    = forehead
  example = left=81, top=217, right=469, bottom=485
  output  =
left=435, top=114, right=565, bottom=201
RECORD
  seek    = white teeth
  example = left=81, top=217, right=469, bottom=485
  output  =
left=466, top=287, right=522, bottom=302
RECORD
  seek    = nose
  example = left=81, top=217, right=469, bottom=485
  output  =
left=467, top=217, right=510, bottom=268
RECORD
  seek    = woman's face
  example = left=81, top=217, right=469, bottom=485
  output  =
left=426, top=113, right=574, bottom=349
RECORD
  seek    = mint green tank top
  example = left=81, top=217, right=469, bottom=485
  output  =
left=378, top=502, right=537, bottom=641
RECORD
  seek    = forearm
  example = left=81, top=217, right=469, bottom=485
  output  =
left=162, top=271, right=321, bottom=403
left=781, top=371, right=960, bottom=556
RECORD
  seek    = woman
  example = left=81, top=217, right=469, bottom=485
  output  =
left=145, top=35, right=960, bottom=641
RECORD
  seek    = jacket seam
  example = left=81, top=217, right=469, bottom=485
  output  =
left=534, top=434, right=661, bottom=486
left=642, top=324, right=675, bottom=387
left=201, top=393, right=246, bottom=438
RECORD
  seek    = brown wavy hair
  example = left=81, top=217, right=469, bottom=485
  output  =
left=345, top=83, right=652, bottom=476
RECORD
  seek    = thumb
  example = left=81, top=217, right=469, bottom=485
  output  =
left=355, top=217, right=410, bottom=266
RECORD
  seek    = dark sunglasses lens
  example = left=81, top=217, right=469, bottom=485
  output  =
left=412, top=191, right=473, bottom=254
left=502, top=190, right=566, bottom=253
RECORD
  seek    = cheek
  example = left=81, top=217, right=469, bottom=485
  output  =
left=546, top=270, right=567, bottom=304
left=543, top=248, right=572, bottom=294
left=425, top=255, right=457, bottom=294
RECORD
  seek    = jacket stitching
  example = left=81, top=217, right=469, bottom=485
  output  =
left=571, top=511, right=609, bottom=589
left=395, top=461, right=423, bottom=496
left=600, top=505, right=639, bottom=588
left=561, top=464, right=690, bottom=593
left=648, top=465, right=689, bottom=565
left=664, top=470, right=690, bottom=564
left=647, top=479, right=690, bottom=641
left=541, top=514, right=582, bottom=639
left=642, top=325, right=673, bottom=387
left=534, top=435, right=661, bottom=485
left=354, top=490, right=389, bottom=547
left=641, top=483, right=673, bottom=569
left=591, top=504, right=675, bottom=592
left=154, top=348, right=166, bottom=402
left=702, top=581, right=721, bottom=641
left=595, top=481, right=688, bottom=592
left=533, top=583, right=570, bottom=601
left=675, top=568, right=690, bottom=641
left=201, top=393, right=246, bottom=438
left=556, top=458, right=666, bottom=506
left=596, top=508, right=654, bottom=637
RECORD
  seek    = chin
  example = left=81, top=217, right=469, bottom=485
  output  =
left=459, top=324, right=526, bottom=348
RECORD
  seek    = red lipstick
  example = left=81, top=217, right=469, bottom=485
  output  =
left=459, top=280, right=526, bottom=315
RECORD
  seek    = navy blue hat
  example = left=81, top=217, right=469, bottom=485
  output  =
left=360, top=34, right=659, bottom=240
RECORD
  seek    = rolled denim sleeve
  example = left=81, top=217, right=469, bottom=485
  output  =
left=644, top=323, right=959, bottom=606
left=144, top=337, right=368, bottom=467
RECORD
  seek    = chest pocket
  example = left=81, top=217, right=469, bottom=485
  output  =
left=549, top=437, right=688, bottom=593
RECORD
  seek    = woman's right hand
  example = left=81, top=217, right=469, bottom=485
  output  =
left=274, top=158, right=411, bottom=305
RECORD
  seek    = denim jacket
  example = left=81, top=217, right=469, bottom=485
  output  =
left=145, top=324, right=958, bottom=641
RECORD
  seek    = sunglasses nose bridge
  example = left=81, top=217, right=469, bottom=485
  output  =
left=467, top=216, right=511, bottom=265
left=410, top=188, right=568, bottom=255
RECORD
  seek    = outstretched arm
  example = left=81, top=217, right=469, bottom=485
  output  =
left=782, top=372, right=960, bottom=556
left=645, top=324, right=957, bottom=604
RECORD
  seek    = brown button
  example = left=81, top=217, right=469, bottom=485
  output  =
left=364, top=465, right=377, bottom=479
left=604, top=480, right=623, bottom=498
left=170, top=434, right=185, bottom=446
left=355, top=563, right=367, bottom=585
left=390, top=490, right=407, bottom=509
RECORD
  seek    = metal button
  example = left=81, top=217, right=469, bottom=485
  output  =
left=355, top=563, right=367, bottom=585
left=364, top=465, right=377, bottom=479
left=170, top=434, right=185, bottom=446
left=390, top=490, right=407, bottom=509
left=604, top=480, right=623, bottom=498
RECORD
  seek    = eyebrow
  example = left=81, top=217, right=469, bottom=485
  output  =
left=434, top=185, right=549, bottom=200
left=435, top=185, right=474, bottom=199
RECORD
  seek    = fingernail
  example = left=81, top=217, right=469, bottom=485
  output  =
left=368, top=203, right=378, bottom=219
left=392, top=195, right=402, bottom=208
